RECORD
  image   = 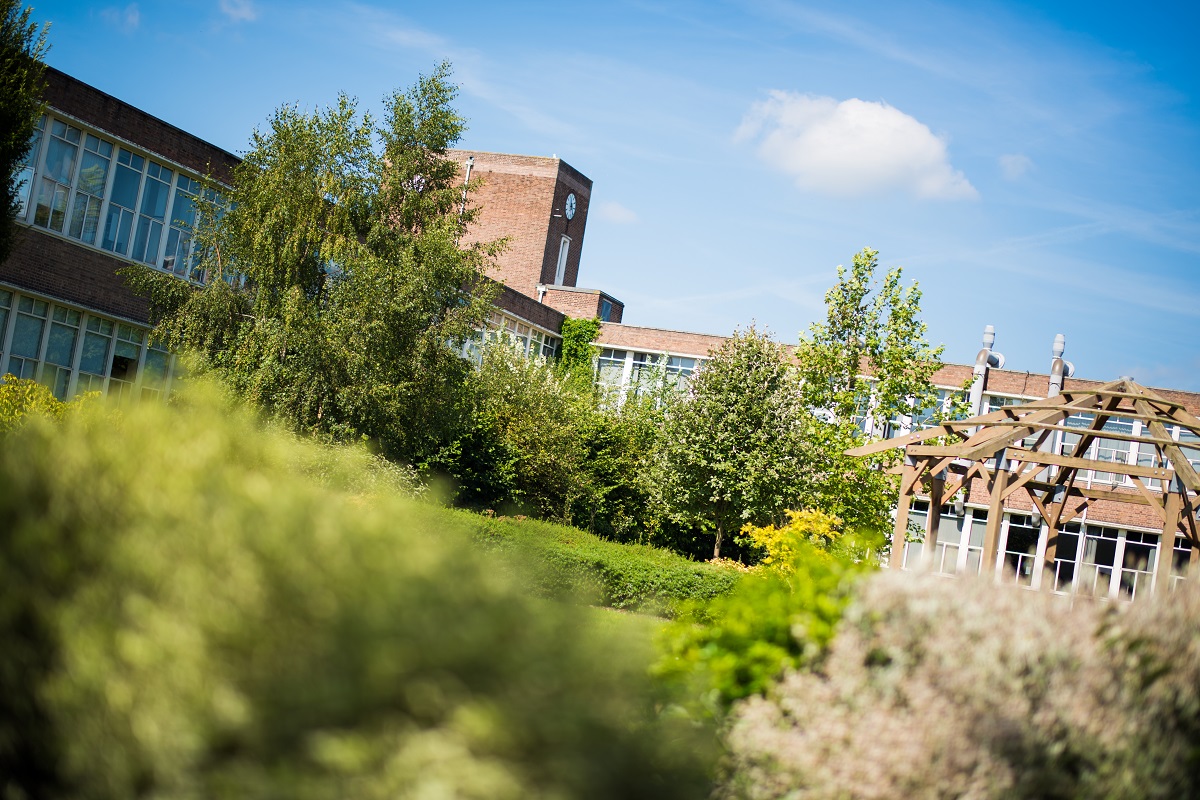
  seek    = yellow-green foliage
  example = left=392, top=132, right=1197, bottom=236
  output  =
left=741, top=509, right=843, bottom=572
left=655, top=538, right=878, bottom=716
left=0, top=375, right=73, bottom=433
left=0, top=384, right=712, bottom=800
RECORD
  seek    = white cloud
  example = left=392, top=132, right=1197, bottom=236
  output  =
left=219, top=0, right=258, bottom=23
left=999, top=153, right=1033, bottom=180
left=595, top=201, right=638, bottom=224
left=736, top=91, right=978, bottom=200
left=101, top=3, right=139, bottom=33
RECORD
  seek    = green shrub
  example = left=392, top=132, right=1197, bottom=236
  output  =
left=655, top=537, right=878, bottom=716
left=467, top=514, right=741, bottom=616
left=0, top=374, right=77, bottom=433
left=0, top=384, right=713, bottom=800
left=727, top=572, right=1200, bottom=799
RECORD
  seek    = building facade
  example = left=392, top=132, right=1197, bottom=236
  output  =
left=2, top=68, right=238, bottom=402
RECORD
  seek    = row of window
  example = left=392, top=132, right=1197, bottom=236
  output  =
left=596, top=348, right=702, bottom=398
left=903, top=501, right=1191, bottom=601
left=462, top=310, right=561, bottom=365
left=0, top=289, right=171, bottom=402
left=16, top=113, right=215, bottom=283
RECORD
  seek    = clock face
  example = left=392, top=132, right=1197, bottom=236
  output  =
left=565, top=193, right=576, bottom=220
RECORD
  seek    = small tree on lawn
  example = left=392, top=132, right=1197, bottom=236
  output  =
left=658, top=326, right=804, bottom=559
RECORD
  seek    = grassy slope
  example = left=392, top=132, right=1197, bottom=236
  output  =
left=459, top=513, right=742, bottom=617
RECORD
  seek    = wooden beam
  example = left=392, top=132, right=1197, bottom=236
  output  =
left=951, top=390, right=1121, bottom=462
left=1017, top=480, right=1159, bottom=507
left=844, top=379, right=1129, bottom=458
left=845, top=424, right=968, bottom=457
left=1131, top=395, right=1200, bottom=493
left=942, top=462, right=986, bottom=501
left=1058, top=497, right=1089, bottom=526
left=1059, top=388, right=1185, bottom=408
left=900, top=458, right=928, bottom=496
left=1129, top=476, right=1168, bottom=524
left=1163, top=406, right=1200, bottom=437
left=1000, top=461, right=1047, bottom=501
left=980, top=420, right=1178, bottom=447
left=1005, top=448, right=1173, bottom=481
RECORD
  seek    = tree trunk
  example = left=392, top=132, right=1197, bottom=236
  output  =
left=713, top=525, right=723, bottom=560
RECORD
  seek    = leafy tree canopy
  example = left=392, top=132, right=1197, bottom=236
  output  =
left=1, top=0, right=48, bottom=262
left=124, top=63, right=500, bottom=466
left=789, top=248, right=947, bottom=540
left=797, top=246, right=943, bottom=432
left=657, top=326, right=804, bottom=559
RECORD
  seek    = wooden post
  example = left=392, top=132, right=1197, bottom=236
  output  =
left=1033, top=520, right=1053, bottom=592
left=981, top=466, right=1009, bottom=577
left=1154, top=492, right=1182, bottom=594
left=891, top=461, right=917, bottom=570
left=925, top=473, right=945, bottom=569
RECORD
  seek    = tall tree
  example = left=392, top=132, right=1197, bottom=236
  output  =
left=124, top=63, right=500, bottom=465
left=657, top=327, right=804, bottom=559
left=791, top=247, right=945, bottom=538
left=797, top=247, right=943, bottom=431
left=0, top=0, right=48, bottom=262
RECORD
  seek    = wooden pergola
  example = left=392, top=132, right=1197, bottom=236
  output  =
left=847, top=378, right=1200, bottom=591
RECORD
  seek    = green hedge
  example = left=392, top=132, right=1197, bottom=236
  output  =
left=463, top=514, right=741, bottom=616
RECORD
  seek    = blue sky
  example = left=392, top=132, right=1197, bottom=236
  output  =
left=34, top=0, right=1200, bottom=389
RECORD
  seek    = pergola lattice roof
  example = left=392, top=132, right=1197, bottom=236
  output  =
left=848, top=378, right=1200, bottom=580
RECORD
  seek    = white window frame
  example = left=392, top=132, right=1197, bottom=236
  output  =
left=554, top=235, right=570, bottom=285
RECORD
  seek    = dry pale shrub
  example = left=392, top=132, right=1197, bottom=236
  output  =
left=725, top=571, right=1200, bottom=799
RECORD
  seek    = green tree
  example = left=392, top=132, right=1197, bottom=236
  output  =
left=789, top=247, right=945, bottom=537
left=1, top=0, right=48, bottom=262
left=797, top=247, right=942, bottom=430
left=124, top=64, right=499, bottom=465
left=657, top=327, right=803, bottom=559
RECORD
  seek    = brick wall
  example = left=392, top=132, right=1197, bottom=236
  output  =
left=492, top=282, right=565, bottom=334
left=1, top=226, right=150, bottom=323
left=450, top=150, right=592, bottom=298
left=45, top=68, right=239, bottom=183
left=541, top=286, right=624, bottom=323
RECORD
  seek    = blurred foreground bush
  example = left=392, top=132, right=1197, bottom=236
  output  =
left=469, top=514, right=740, bottom=616
left=727, top=573, right=1200, bottom=799
left=0, top=385, right=713, bottom=800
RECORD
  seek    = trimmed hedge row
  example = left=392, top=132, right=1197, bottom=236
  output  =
left=462, top=514, right=742, bottom=616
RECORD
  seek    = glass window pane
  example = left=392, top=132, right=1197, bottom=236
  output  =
left=11, top=313, right=44, bottom=358
left=79, top=330, right=110, bottom=375
left=110, top=163, right=142, bottom=209
left=142, top=347, right=169, bottom=383
left=114, top=339, right=139, bottom=360
left=43, top=135, right=78, bottom=184
left=45, top=322, right=77, bottom=367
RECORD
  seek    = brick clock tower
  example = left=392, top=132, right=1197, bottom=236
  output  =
left=450, top=150, right=622, bottom=322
